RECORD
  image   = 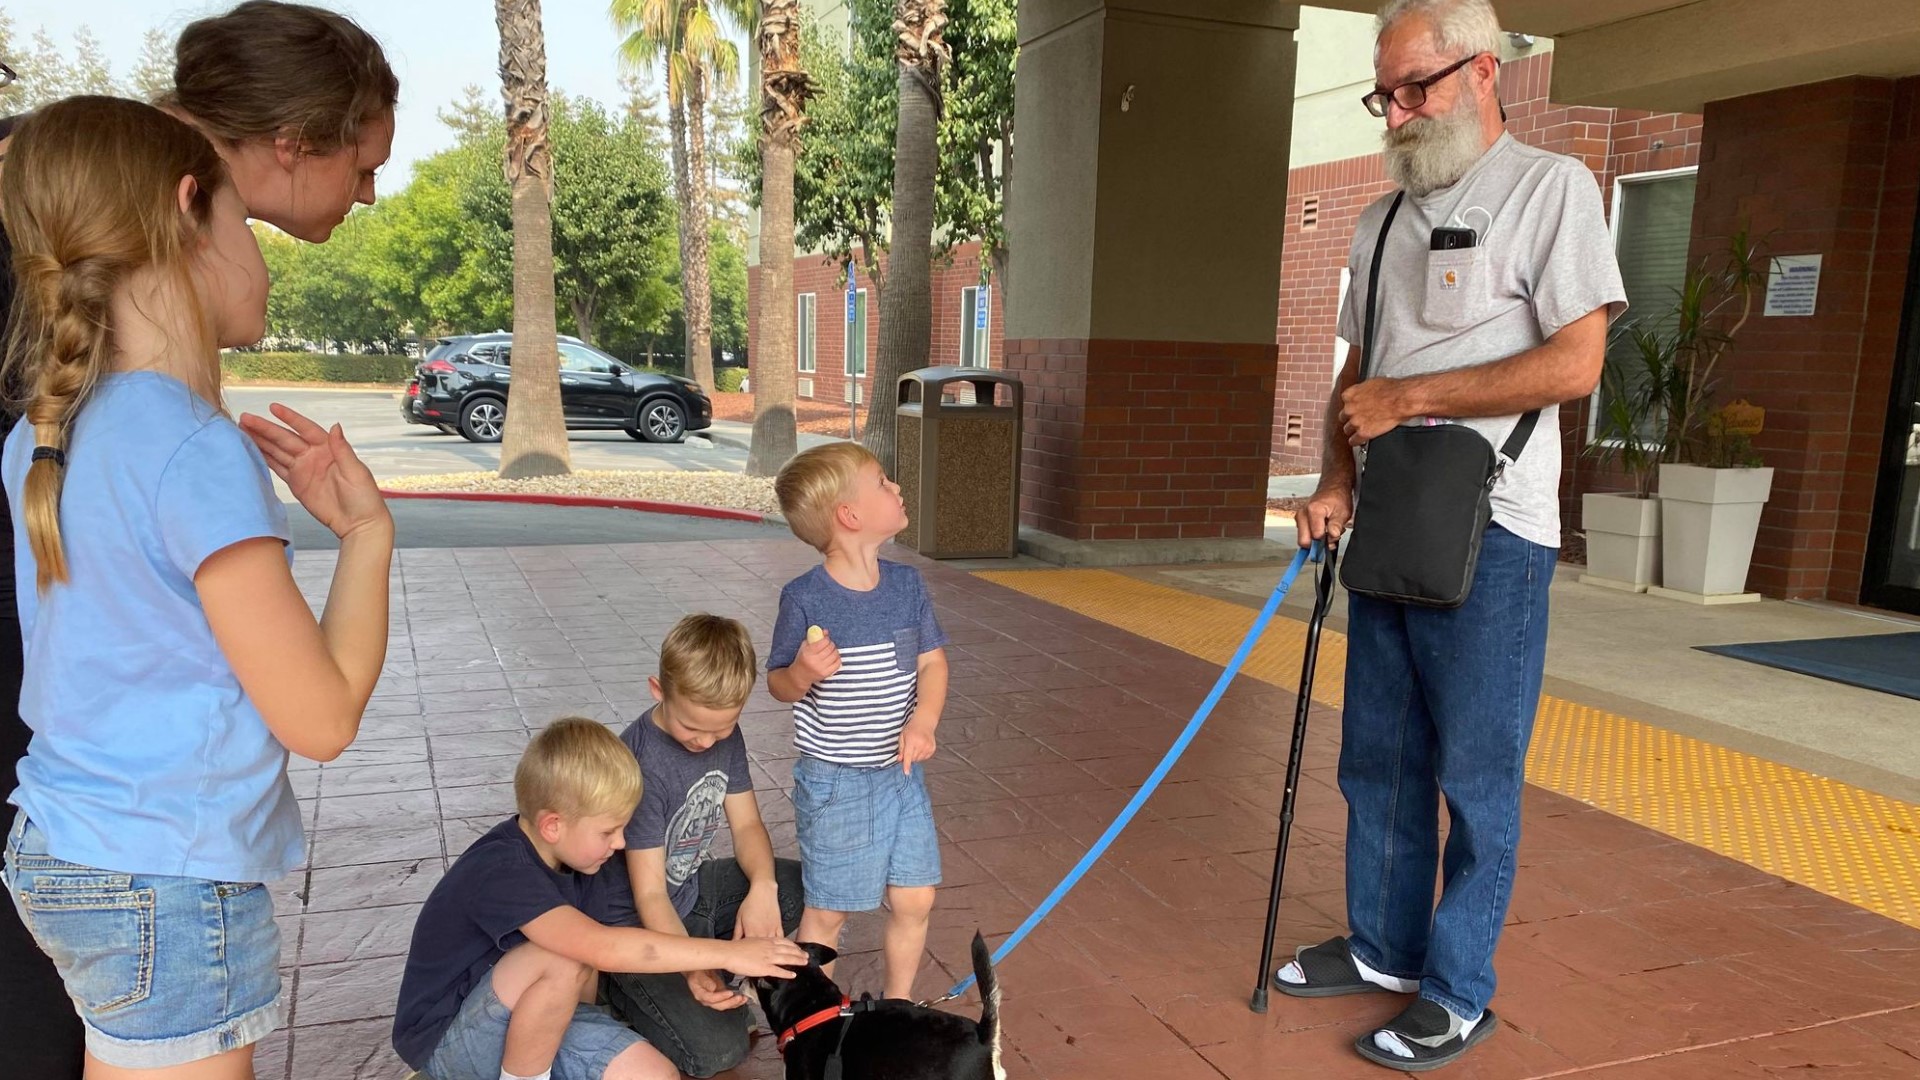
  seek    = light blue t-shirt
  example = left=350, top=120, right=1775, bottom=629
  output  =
left=3, top=372, right=301, bottom=882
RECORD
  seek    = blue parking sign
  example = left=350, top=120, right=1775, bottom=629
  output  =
left=975, top=286, right=989, bottom=329
left=847, top=279, right=857, bottom=323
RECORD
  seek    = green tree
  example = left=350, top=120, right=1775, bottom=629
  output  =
left=18, top=28, right=79, bottom=106
left=69, top=27, right=116, bottom=97
left=611, top=0, right=756, bottom=392
left=708, top=219, right=749, bottom=362
left=458, top=96, right=679, bottom=350
left=128, top=28, right=175, bottom=101
left=747, top=0, right=1012, bottom=343
left=864, top=0, right=950, bottom=472
left=785, top=4, right=898, bottom=297
left=939, top=0, right=1016, bottom=293
left=747, top=0, right=814, bottom=477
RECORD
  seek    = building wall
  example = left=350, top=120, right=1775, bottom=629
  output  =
left=744, top=241, right=1006, bottom=412
left=1683, top=75, right=1920, bottom=600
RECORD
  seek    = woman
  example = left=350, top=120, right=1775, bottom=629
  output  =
left=0, top=5, right=397, bottom=1076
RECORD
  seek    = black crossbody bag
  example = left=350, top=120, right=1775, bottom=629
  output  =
left=1337, top=192, right=1538, bottom=608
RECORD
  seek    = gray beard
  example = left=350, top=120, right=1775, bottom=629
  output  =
left=1382, top=104, right=1489, bottom=197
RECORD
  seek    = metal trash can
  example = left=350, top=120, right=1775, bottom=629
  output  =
left=895, top=366, right=1022, bottom=558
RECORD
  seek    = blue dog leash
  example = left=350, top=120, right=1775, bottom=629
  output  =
left=927, top=540, right=1325, bottom=1005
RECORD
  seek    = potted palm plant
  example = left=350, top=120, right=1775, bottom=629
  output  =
left=1647, top=227, right=1775, bottom=603
left=1580, top=320, right=1668, bottom=592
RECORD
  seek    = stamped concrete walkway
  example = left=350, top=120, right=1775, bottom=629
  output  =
left=261, top=537, right=1920, bottom=1079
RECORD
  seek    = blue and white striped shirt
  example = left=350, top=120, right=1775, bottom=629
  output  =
left=769, top=561, right=948, bottom=767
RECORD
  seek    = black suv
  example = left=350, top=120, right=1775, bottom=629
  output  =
left=402, top=333, right=713, bottom=444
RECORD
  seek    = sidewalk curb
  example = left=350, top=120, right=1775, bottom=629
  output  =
left=704, top=428, right=751, bottom=452
left=378, top=488, right=768, bottom=524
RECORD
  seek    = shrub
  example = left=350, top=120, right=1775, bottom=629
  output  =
left=221, top=352, right=414, bottom=384
left=715, top=368, right=747, bottom=393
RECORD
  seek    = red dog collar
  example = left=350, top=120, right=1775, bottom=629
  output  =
left=777, top=996, right=851, bottom=1054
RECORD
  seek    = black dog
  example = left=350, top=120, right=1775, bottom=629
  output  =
left=753, top=931, right=1004, bottom=1080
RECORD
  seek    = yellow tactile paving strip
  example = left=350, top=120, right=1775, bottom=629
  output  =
left=976, top=568, right=1920, bottom=929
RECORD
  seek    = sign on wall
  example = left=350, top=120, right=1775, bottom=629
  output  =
left=1764, top=254, right=1822, bottom=317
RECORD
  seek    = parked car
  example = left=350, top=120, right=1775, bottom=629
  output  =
left=402, top=333, right=712, bottom=444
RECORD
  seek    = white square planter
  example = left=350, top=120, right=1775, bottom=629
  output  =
left=1579, top=491, right=1661, bottom=593
left=1651, top=464, right=1774, bottom=604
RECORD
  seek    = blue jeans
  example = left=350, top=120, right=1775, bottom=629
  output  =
left=425, top=977, right=643, bottom=1080
left=2, top=816, right=283, bottom=1069
left=792, top=757, right=942, bottom=911
left=1339, top=524, right=1553, bottom=1020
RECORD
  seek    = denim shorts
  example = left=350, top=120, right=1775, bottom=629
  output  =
left=1, top=815, right=284, bottom=1069
left=792, top=756, right=942, bottom=911
left=425, top=977, right=645, bottom=1080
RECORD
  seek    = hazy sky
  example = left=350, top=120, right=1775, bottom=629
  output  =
left=3, top=0, right=750, bottom=187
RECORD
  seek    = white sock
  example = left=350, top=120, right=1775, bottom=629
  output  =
left=501, top=1069, right=552, bottom=1080
left=1372, top=1006, right=1481, bottom=1059
left=1274, top=951, right=1418, bottom=994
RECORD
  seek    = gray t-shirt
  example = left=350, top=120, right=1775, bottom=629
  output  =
left=1336, top=133, right=1627, bottom=547
left=619, top=708, right=753, bottom=919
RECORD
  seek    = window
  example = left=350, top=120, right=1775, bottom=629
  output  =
left=1592, top=168, right=1698, bottom=446
left=559, top=342, right=616, bottom=374
left=959, top=285, right=991, bottom=367
left=844, top=288, right=868, bottom=377
left=797, top=293, right=817, bottom=373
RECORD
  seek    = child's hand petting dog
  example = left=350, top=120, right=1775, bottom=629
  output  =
left=899, top=717, right=937, bottom=775
left=796, top=625, right=842, bottom=685
left=728, top=937, right=811, bottom=978
left=687, top=969, right=749, bottom=1011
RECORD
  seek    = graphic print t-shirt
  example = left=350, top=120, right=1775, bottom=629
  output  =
left=619, top=708, right=752, bottom=918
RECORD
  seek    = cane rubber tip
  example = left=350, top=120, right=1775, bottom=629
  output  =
left=1250, top=988, right=1270, bottom=1014
left=807, top=625, right=825, bottom=643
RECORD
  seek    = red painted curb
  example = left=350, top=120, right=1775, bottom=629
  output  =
left=378, top=488, right=767, bottom=524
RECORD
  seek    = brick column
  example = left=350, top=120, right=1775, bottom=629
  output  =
left=1690, top=75, right=1920, bottom=600
left=1006, top=1, right=1297, bottom=552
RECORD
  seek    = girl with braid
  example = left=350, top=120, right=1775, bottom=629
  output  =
left=0, top=96, right=393, bottom=1079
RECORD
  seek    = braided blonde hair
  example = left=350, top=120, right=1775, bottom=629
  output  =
left=1, top=96, right=229, bottom=592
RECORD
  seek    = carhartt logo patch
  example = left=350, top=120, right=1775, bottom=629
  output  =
left=1441, top=269, right=1458, bottom=290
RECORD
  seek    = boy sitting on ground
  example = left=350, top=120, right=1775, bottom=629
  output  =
left=391, top=717, right=806, bottom=1080
left=599, top=613, right=806, bottom=1077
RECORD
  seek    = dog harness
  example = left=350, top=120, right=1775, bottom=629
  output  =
left=777, top=994, right=885, bottom=1080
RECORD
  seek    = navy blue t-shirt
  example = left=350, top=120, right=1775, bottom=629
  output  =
left=391, top=817, right=622, bottom=1068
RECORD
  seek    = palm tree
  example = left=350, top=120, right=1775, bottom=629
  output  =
left=863, top=0, right=948, bottom=473
left=495, top=0, right=571, bottom=478
left=611, top=0, right=754, bottom=393
left=746, top=0, right=815, bottom=476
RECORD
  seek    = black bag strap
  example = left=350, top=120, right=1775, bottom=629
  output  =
left=1359, top=190, right=1539, bottom=466
left=1358, top=192, right=1403, bottom=385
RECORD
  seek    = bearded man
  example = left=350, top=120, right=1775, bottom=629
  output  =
left=1277, top=0, right=1626, bottom=1070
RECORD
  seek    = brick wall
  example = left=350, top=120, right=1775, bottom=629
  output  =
left=1687, top=76, right=1920, bottom=599
left=1006, top=339, right=1276, bottom=541
left=744, top=241, right=1006, bottom=419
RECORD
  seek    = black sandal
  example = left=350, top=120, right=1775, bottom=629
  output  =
left=1353, top=998, right=1498, bottom=1072
left=1272, top=936, right=1407, bottom=998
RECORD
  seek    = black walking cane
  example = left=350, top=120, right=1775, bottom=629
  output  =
left=1249, top=537, right=1340, bottom=1014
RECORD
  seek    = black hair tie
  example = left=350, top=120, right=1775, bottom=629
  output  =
left=31, top=446, right=65, bottom=467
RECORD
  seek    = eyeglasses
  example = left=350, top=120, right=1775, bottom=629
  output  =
left=0, top=63, right=15, bottom=90
left=1361, top=54, right=1484, bottom=118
